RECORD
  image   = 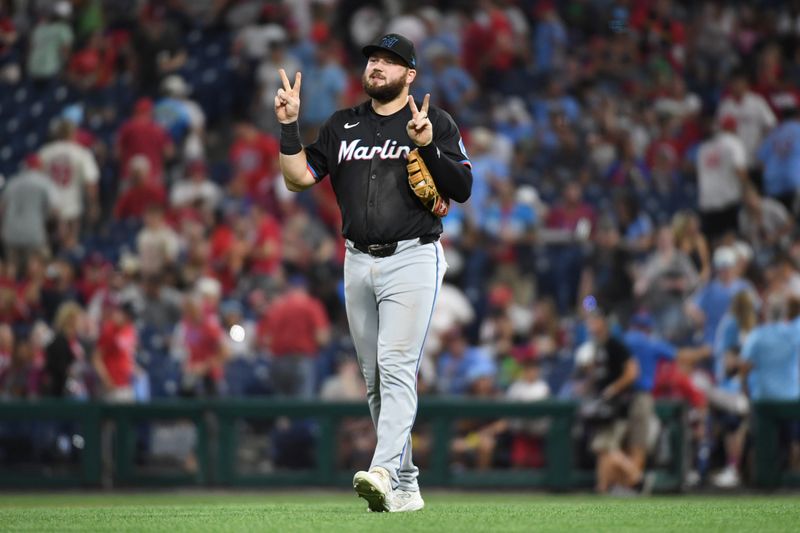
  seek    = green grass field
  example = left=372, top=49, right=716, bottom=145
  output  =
left=1, top=492, right=798, bottom=532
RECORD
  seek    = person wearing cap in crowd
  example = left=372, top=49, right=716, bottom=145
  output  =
left=622, top=311, right=711, bottom=481
left=115, top=97, right=174, bottom=185
left=686, top=245, right=759, bottom=348
left=275, top=31, right=472, bottom=512
left=1, top=154, right=55, bottom=272
left=155, top=75, right=206, bottom=163
left=696, top=113, right=748, bottom=243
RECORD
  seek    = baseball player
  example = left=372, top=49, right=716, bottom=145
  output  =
left=274, top=33, right=472, bottom=512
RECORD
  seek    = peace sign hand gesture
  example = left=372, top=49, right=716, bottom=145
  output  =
left=275, top=68, right=302, bottom=124
left=407, top=94, right=432, bottom=147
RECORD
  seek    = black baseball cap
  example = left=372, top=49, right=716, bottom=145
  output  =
left=362, top=33, right=417, bottom=69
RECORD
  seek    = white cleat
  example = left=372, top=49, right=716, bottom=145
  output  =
left=389, top=489, right=425, bottom=512
left=711, top=465, right=740, bottom=489
left=353, top=467, right=392, bottom=512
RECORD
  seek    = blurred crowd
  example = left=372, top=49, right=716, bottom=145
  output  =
left=2, top=0, right=800, bottom=490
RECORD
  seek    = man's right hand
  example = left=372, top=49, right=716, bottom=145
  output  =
left=275, top=68, right=301, bottom=124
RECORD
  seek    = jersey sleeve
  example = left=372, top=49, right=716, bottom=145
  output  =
left=433, top=109, right=471, bottom=168
left=417, top=107, right=473, bottom=203
left=304, top=117, right=336, bottom=182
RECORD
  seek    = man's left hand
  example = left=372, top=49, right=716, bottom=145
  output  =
left=407, top=94, right=432, bottom=147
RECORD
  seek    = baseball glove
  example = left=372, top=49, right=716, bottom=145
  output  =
left=407, top=148, right=449, bottom=217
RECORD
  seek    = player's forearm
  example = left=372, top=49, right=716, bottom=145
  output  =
left=279, top=120, right=315, bottom=191
left=417, top=143, right=472, bottom=203
left=280, top=152, right=315, bottom=191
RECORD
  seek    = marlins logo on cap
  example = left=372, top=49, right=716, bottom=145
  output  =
left=362, top=33, right=417, bottom=68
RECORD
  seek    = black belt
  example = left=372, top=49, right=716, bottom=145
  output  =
left=353, top=235, right=439, bottom=257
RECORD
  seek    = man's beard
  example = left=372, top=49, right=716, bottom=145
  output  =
left=363, top=73, right=406, bottom=103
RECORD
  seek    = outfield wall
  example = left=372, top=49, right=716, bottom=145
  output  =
left=9, top=399, right=797, bottom=490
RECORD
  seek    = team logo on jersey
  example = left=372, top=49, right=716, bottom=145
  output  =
left=338, top=139, right=411, bottom=163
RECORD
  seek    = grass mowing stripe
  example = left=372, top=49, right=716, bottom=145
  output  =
left=0, top=493, right=797, bottom=532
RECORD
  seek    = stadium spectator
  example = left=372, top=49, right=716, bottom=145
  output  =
left=738, top=182, right=792, bottom=266
left=115, top=98, right=174, bottom=184
left=138, top=273, right=181, bottom=329
left=172, top=293, right=229, bottom=397
left=0, top=324, right=14, bottom=393
left=113, top=155, right=167, bottom=220
left=479, top=285, right=517, bottom=381
left=257, top=277, right=331, bottom=398
left=300, top=38, right=348, bottom=131
left=686, top=246, right=757, bottom=347
left=66, top=30, right=118, bottom=92
left=577, top=307, right=641, bottom=494
left=229, top=120, right=280, bottom=211
left=437, top=329, right=494, bottom=396
left=0, top=3, right=19, bottom=84
left=623, top=313, right=710, bottom=479
left=612, top=191, right=654, bottom=259
left=531, top=2, right=567, bottom=74
left=0, top=334, right=37, bottom=399
left=635, top=225, right=699, bottom=342
left=740, top=299, right=800, bottom=478
left=482, top=179, right=537, bottom=288
left=505, top=354, right=550, bottom=469
left=0, top=155, right=54, bottom=271
left=26, top=1, right=74, bottom=86
left=672, top=211, right=711, bottom=284
left=757, top=105, right=800, bottom=212
left=716, top=70, right=777, bottom=173
left=579, top=217, right=635, bottom=325
left=696, top=114, right=748, bottom=242
left=247, top=204, right=283, bottom=279
left=131, top=5, right=186, bottom=96
left=42, top=301, right=87, bottom=398
left=169, top=160, right=221, bottom=213
left=425, top=280, right=475, bottom=366
left=707, top=290, right=758, bottom=488
left=92, top=299, right=138, bottom=402
left=38, top=120, right=100, bottom=250
left=155, top=75, right=206, bottom=163
left=543, top=182, right=596, bottom=313
left=136, top=204, right=180, bottom=277
left=450, top=355, right=501, bottom=471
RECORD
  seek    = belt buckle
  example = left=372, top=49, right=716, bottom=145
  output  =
left=367, top=243, right=396, bottom=257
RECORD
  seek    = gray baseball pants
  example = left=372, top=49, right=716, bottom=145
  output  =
left=343, top=237, right=445, bottom=491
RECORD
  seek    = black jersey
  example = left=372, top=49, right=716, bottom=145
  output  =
left=304, top=100, right=472, bottom=245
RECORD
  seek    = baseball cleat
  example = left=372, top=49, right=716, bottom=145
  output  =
left=389, top=489, right=425, bottom=512
left=353, top=467, right=392, bottom=512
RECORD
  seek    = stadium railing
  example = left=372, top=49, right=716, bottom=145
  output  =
left=0, top=398, right=690, bottom=490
